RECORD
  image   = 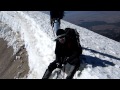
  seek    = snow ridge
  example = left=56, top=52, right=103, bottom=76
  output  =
left=0, top=11, right=120, bottom=79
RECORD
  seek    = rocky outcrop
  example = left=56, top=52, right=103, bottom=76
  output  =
left=0, top=18, right=29, bottom=79
left=0, top=38, right=29, bottom=79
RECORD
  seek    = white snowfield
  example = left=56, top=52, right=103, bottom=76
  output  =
left=0, top=11, right=120, bottom=79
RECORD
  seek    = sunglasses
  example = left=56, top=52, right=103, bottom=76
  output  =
left=59, top=36, right=65, bottom=39
left=57, top=34, right=66, bottom=39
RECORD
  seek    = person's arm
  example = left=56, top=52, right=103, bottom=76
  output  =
left=55, top=54, right=62, bottom=63
left=66, top=51, right=79, bottom=62
left=67, top=43, right=82, bottom=62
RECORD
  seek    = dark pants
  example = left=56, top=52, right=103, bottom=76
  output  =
left=43, top=57, right=80, bottom=79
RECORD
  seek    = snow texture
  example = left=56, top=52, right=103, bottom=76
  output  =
left=0, top=11, right=120, bottom=79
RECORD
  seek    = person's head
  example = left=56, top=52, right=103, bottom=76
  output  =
left=56, top=29, right=66, bottom=44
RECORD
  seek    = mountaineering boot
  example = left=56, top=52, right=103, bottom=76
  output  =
left=42, top=69, right=52, bottom=79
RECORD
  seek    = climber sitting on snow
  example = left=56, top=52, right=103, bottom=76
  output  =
left=42, top=28, right=82, bottom=79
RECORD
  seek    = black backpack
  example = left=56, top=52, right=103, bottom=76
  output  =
left=65, top=28, right=82, bottom=54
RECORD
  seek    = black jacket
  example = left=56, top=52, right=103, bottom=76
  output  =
left=50, top=11, right=64, bottom=19
left=55, top=37, right=82, bottom=64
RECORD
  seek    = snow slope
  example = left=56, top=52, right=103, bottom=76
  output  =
left=0, top=11, right=120, bottom=79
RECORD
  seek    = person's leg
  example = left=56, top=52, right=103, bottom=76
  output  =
left=42, top=60, right=58, bottom=79
left=66, top=64, right=79, bottom=79
left=66, top=58, right=80, bottom=79
left=54, top=19, right=60, bottom=33
left=42, top=69, right=51, bottom=79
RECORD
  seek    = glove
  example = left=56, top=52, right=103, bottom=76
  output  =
left=56, top=63, right=62, bottom=68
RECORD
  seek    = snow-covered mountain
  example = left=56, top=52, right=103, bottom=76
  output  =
left=0, top=11, right=120, bottom=79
